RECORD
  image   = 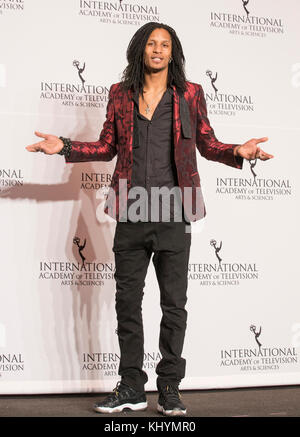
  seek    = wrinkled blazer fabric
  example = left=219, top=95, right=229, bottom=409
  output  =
left=65, top=81, right=243, bottom=222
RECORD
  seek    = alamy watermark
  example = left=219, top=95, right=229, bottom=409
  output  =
left=96, top=178, right=205, bottom=231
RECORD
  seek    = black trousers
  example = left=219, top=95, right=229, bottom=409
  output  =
left=112, top=220, right=191, bottom=392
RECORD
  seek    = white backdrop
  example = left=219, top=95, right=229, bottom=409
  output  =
left=0, top=0, right=300, bottom=394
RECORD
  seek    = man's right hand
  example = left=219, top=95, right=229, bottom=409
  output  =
left=26, top=131, right=64, bottom=154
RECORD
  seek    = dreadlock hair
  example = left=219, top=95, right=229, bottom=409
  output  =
left=120, top=22, right=188, bottom=96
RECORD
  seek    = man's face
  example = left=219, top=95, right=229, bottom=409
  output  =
left=144, top=28, right=172, bottom=73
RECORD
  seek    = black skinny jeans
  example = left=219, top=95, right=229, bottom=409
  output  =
left=112, top=220, right=191, bottom=392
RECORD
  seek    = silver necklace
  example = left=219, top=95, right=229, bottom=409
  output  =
left=142, top=87, right=166, bottom=115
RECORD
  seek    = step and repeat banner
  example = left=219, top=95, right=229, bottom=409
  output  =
left=0, top=0, right=299, bottom=394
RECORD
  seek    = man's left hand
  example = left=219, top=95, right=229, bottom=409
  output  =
left=234, top=137, right=274, bottom=160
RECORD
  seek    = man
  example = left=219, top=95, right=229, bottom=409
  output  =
left=26, top=22, right=273, bottom=416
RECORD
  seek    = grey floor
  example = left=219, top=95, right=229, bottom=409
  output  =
left=0, top=385, right=300, bottom=417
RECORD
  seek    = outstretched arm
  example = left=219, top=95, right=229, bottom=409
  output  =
left=26, top=84, right=118, bottom=163
left=196, top=85, right=273, bottom=166
left=195, top=85, right=244, bottom=169
left=64, top=84, right=117, bottom=163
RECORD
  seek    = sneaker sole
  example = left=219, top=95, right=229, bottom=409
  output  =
left=94, top=401, right=148, bottom=414
left=157, top=403, right=187, bottom=416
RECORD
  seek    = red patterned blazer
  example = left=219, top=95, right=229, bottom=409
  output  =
left=65, top=81, right=243, bottom=222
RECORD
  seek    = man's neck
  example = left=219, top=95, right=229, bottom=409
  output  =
left=143, top=68, right=168, bottom=92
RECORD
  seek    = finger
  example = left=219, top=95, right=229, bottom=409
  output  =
left=255, top=147, right=261, bottom=158
left=34, top=131, right=48, bottom=139
left=26, top=145, right=39, bottom=152
left=259, top=148, right=273, bottom=157
left=258, top=150, right=274, bottom=160
left=254, top=137, right=268, bottom=144
left=26, top=142, right=43, bottom=152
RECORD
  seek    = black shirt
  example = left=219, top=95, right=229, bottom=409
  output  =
left=124, top=87, right=187, bottom=223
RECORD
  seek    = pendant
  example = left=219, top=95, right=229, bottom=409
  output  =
left=145, top=104, right=150, bottom=115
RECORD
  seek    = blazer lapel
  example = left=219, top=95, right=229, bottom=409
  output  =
left=125, top=84, right=191, bottom=158
left=171, top=84, right=181, bottom=149
left=171, top=84, right=192, bottom=149
left=179, top=94, right=192, bottom=139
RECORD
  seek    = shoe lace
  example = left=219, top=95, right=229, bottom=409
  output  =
left=161, top=384, right=182, bottom=401
left=112, top=380, right=122, bottom=397
left=102, top=381, right=123, bottom=401
left=110, top=380, right=132, bottom=398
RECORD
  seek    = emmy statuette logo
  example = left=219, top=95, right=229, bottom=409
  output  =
left=210, top=239, right=222, bottom=265
left=250, top=324, right=262, bottom=350
left=73, top=236, right=87, bottom=267
left=206, top=70, right=218, bottom=95
left=242, top=0, right=250, bottom=17
left=73, top=60, right=86, bottom=86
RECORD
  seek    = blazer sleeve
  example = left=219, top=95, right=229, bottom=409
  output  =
left=196, top=84, right=243, bottom=169
left=64, top=84, right=117, bottom=163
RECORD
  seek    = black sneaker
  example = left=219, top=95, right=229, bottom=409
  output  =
left=157, top=384, right=187, bottom=416
left=93, top=381, right=147, bottom=414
